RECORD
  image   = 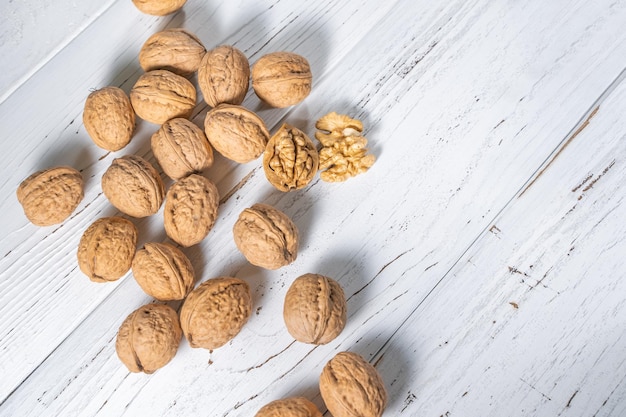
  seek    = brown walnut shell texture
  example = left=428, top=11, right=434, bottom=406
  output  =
left=180, top=277, right=252, bottom=350
left=233, top=203, right=298, bottom=270
left=319, top=351, right=388, bottom=417
left=263, top=123, right=319, bottom=192
left=255, top=397, right=323, bottom=417
left=17, top=166, right=83, bottom=226
left=204, top=104, right=269, bottom=163
left=83, top=87, right=135, bottom=151
left=139, top=28, right=206, bottom=76
left=130, top=69, right=196, bottom=125
left=252, top=51, right=312, bottom=108
left=198, top=45, right=250, bottom=108
left=132, top=242, right=195, bottom=300
left=283, top=274, right=346, bottom=345
left=101, top=155, right=165, bottom=218
left=77, top=217, right=138, bottom=283
left=115, top=303, right=182, bottom=374
left=132, top=0, right=187, bottom=16
left=164, top=174, right=219, bottom=247
left=151, top=118, right=214, bottom=180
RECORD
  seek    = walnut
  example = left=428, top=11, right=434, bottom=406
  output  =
left=283, top=274, right=346, bottom=344
left=263, top=123, right=318, bottom=191
left=130, top=70, right=196, bottom=125
left=101, top=155, right=165, bottom=218
left=233, top=203, right=298, bottom=270
left=132, top=0, right=186, bottom=16
left=151, top=118, right=214, bottom=180
left=204, top=104, right=269, bottom=163
left=180, top=277, right=252, bottom=349
left=132, top=242, right=195, bottom=300
left=319, top=351, right=387, bottom=417
left=251, top=52, right=312, bottom=108
left=16, top=166, right=83, bottom=226
left=315, top=112, right=376, bottom=182
left=139, top=28, right=206, bottom=76
left=198, top=45, right=250, bottom=108
left=164, top=174, right=219, bottom=247
left=83, top=87, right=135, bottom=151
left=77, top=217, right=138, bottom=283
left=115, top=303, right=182, bottom=373
left=255, top=397, right=323, bottom=417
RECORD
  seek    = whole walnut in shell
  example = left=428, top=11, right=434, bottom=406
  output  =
left=101, top=155, right=165, bottom=218
left=17, top=166, right=83, bottom=226
left=151, top=118, right=214, bottom=180
left=233, top=203, right=298, bottom=270
left=255, top=397, right=323, bottom=417
left=263, top=123, right=319, bottom=192
left=77, top=217, right=138, bottom=283
left=204, top=104, right=269, bottom=163
left=164, top=174, right=219, bottom=247
left=180, top=277, right=252, bottom=350
left=115, top=303, right=182, bottom=373
left=283, top=274, right=346, bottom=344
left=252, top=52, right=312, bottom=108
left=198, top=45, right=250, bottom=108
left=132, top=242, right=195, bottom=300
left=132, top=0, right=186, bottom=16
left=130, top=70, right=196, bottom=124
left=139, top=28, right=206, bottom=76
left=320, top=351, right=388, bottom=417
left=83, top=87, right=135, bottom=151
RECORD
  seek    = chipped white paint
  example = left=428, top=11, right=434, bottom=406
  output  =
left=1, top=0, right=625, bottom=416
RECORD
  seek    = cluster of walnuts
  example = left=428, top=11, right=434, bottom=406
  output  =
left=15, top=2, right=384, bottom=417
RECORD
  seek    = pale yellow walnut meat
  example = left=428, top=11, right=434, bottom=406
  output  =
left=83, top=87, right=135, bottom=151
left=198, top=45, right=250, bottom=108
left=132, top=0, right=186, bottom=16
left=255, top=397, right=323, bottom=417
left=139, top=28, right=206, bottom=76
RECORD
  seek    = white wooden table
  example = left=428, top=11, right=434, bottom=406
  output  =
left=1, top=1, right=625, bottom=416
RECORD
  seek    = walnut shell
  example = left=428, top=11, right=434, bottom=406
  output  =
left=251, top=52, right=312, bottom=108
left=115, top=303, right=182, bottom=373
left=180, top=277, right=252, bottom=349
left=17, top=166, right=84, bottom=226
left=263, top=123, right=319, bottom=191
left=77, top=217, right=138, bottom=283
left=198, top=45, right=250, bottom=108
left=132, top=0, right=187, bottom=16
left=139, top=28, right=206, bottom=76
left=151, top=118, right=214, bottom=180
left=283, top=274, right=346, bottom=344
left=164, top=174, right=219, bottom=247
left=319, top=351, right=388, bottom=417
left=255, top=397, right=323, bottom=417
left=233, top=203, right=298, bottom=270
left=101, top=155, right=165, bottom=218
left=204, top=104, right=269, bottom=163
left=132, top=242, right=195, bottom=300
left=83, top=87, right=135, bottom=151
left=130, top=70, right=196, bottom=124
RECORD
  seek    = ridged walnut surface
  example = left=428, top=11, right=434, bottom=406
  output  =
left=254, top=397, right=323, bottom=417
left=251, top=51, right=312, bottom=108
left=283, top=274, right=346, bottom=344
left=198, top=45, right=250, bottom=108
left=319, top=351, right=388, bottom=417
left=115, top=303, right=182, bottom=374
left=204, top=104, right=269, bottom=163
left=139, top=28, right=206, bottom=76
left=131, top=0, right=187, bottom=16
left=180, top=277, right=251, bottom=350
left=101, top=155, right=165, bottom=218
left=77, top=217, right=138, bottom=283
left=151, top=118, right=214, bottom=180
left=16, top=166, right=83, bottom=226
left=164, top=174, right=219, bottom=247
left=132, top=242, right=195, bottom=300
left=233, top=203, right=298, bottom=270
left=130, top=69, right=196, bottom=124
left=82, top=87, right=135, bottom=151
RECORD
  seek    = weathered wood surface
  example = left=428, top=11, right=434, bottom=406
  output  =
left=1, top=0, right=625, bottom=416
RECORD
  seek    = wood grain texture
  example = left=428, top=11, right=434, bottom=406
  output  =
left=1, top=0, right=625, bottom=416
